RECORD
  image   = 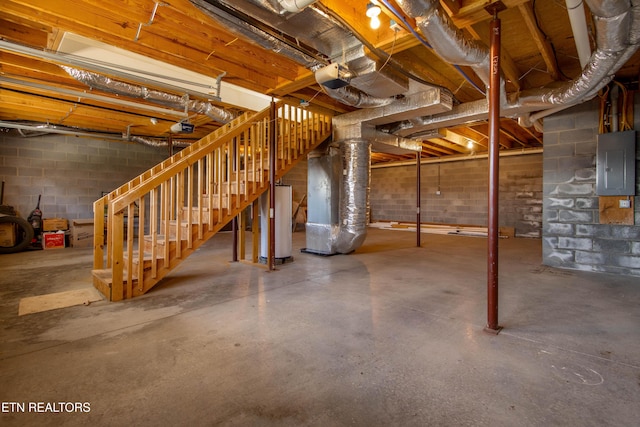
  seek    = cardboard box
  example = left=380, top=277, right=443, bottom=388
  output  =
left=72, top=219, right=94, bottom=248
left=0, top=222, right=16, bottom=247
left=42, top=231, right=65, bottom=249
left=43, top=218, right=68, bottom=231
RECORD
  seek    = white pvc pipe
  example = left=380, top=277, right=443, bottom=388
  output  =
left=566, top=0, right=592, bottom=68
left=278, top=0, right=318, bottom=13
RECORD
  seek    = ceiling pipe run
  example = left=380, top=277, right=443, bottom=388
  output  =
left=1, top=121, right=191, bottom=148
left=395, top=0, right=507, bottom=105
left=0, top=76, right=188, bottom=119
left=566, top=0, right=592, bottom=68
left=61, top=67, right=235, bottom=124
left=319, top=85, right=396, bottom=109
left=392, top=0, right=638, bottom=135
left=278, top=0, right=318, bottom=13
left=192, top=0, right=412, bottom=109
left=190, top=0, right=327, bottom=69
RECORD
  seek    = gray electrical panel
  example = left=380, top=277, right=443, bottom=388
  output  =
left=596, top=130, right=636, bottom=196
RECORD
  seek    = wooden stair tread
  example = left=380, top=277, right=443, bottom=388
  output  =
left=92, top=268, right=139, bottom=284
left=93, top=102, right=332, bottom=301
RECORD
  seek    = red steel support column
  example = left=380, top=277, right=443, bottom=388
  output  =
left=486, top=12, right=502, bottom=334
left=268, top=100, right=277, bottom=271
left=416, top=152, right=421, bottom=247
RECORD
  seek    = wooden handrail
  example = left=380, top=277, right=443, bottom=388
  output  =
left=93, top=99, right=332, bottom=300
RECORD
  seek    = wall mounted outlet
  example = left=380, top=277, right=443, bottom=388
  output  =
left=619, top=199, right=631, bottom=209
left=436, top=190, right=441, bottom=195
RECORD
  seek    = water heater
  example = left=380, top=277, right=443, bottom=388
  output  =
left=259, top=185, right=293, bottom=263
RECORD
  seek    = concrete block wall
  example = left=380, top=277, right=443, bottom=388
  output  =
left=0, top=133, right=167, bottom=221
left=370, top=154, right=543, bottom=237
left=542, top=99, right=640, bottom=276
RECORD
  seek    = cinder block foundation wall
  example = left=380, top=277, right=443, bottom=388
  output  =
left=370, top=154, right=543, bottom=238
left=0, top=133, right=167, bottom=220
left=542, top=98, right=640, bottom=276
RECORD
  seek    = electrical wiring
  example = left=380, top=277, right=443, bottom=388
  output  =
left=598, top=84, right=610, bottom=133
left=613, top=81, right=632, bottom=131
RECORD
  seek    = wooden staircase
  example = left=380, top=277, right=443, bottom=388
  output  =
left=92, top=100, right=332, bottom=301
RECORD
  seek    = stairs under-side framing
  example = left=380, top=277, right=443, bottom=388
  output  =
left=92, top=100, right=332, bottom=301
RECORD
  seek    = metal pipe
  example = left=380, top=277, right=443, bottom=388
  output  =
left=0, top=76, right=188, bottom=119
left=611, top=83, right=620, bottom=132
left=61, top=67, right=234, bottom=124
left=268, top=100, right=277, bottom=270
left=416, top=152, right=421, bottom=247
left=486, top=12, right=502, bottom=334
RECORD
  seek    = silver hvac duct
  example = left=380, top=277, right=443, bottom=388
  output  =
left=305, top=139, right=371, bottom=254
left=129, top=136, right=191, bottom=148
left=0, top=121, right=125, bottom=141
left=514, top=0, right=636, bottom=108
left=191, top=0, right=410, bottom=108
left=396, top=0, right=638, bottom=115
left=320, top=85, right=396, bottom=109
left=190, top=0, right=326, bottom=70
left=397, top=0, right=491, bottom=85
left=335, top=139, right=371, bottom=253
left=61, top=66, right=235, bottom=124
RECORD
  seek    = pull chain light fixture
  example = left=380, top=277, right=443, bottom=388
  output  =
left=366, top=3, right=382, bottom=29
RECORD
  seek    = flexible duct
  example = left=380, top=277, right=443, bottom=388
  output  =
left=129, top=136, right=191, bottom=148
left=2, top=121, right=191, bottom=148
left=333, top=139, right=371, bottom=254
left=320, top=85, right=396, bottom=109
left=305, top=139, right=371, bottom=254
left=396, top=0, right=638, bottom=130
left=61, top=66, right=235, bottom=124
left=512, top=0, right=637, bottom=115
left=193, top=0, right=410, bottom=108
left=395, top=0, right=504, bottom=103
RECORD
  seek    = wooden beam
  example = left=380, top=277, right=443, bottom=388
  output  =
left=2, top=0, right=287, bottom=91
left=449, top=0, right=531, bottom=28
left=427, top=137, right=469, bottom=153
left=517, top=1, right=560, bottom=80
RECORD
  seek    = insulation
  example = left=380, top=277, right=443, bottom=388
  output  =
left=393, top=0, right=639, bottom=130
left=129, top=136, right=190, bottom=148
left=320, top=85, right=395, bottom=109
left=304, top=140, right=371, bottom=254
left=334, top=139, right=371, bottom=254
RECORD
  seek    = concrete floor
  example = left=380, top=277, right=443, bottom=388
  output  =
left=0, top=228, right=639, bottom=426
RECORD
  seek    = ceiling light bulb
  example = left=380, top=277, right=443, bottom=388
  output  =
left=366, top=3, right=381, bottom=18
left=467, top=139, right=474, bottom=149
left=370, top=15, right=381, bottom=29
